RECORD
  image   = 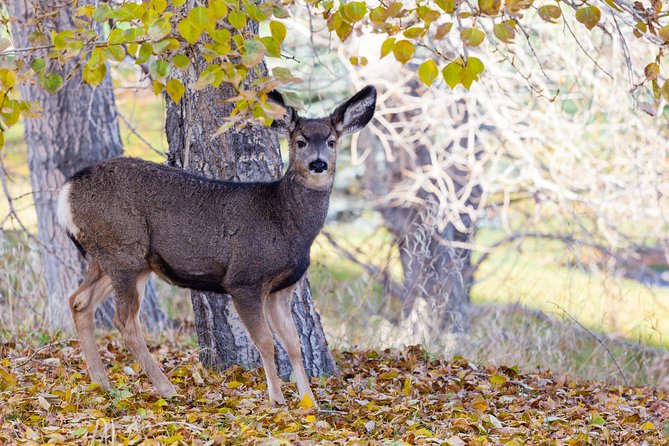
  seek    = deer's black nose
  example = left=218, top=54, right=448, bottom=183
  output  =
left=308, top=159, right=328, bottom=173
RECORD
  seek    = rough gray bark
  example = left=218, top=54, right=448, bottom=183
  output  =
left=8, top=0, right=169, bottom=332
left=363, top=97, right=478, bottom=332
left=164, top=21, right=337, bottom=379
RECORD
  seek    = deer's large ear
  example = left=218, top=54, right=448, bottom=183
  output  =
left=267, top=90, right=297, bottom=134
left=330, top=85, right=377, bottom=135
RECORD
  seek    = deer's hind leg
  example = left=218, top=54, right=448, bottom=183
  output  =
left=69, top=260, right=114, bottom=388
left=111, top=270, right=176, bottom=397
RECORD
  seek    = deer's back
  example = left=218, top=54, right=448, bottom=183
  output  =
left=65, top=157, right=313, bottom=293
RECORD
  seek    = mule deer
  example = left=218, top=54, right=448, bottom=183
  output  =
left=56, top=86, right=376, bottom=405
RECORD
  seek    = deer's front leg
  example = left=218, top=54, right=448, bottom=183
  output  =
left=231, top=287, right=285, bottom=405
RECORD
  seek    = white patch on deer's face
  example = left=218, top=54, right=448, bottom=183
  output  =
left=57, top=182, right=81, bottom=237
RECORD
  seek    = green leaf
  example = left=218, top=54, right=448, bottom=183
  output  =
left=417, top=59, right=438, bottom=86
left=442, top=59, right=463, bottom=89
left=435, top=22, right=453, bottom=40
left=461, top=56, right=484, bottom=89
left=108, top=29, right=124, bottom=45
left=380, top=37, right=395, bottom=59
left=210, top=29, right=231, bottom=45
left=148, top=19, right=171, bottom=41
left=106, top=45, right=126, bottom=62
left=403, top=27, right=426, bottom=39
left=151, top=0, right=167, bottom=13
left=44, top=74, right=63, bottom=93
left=538, top=5, right=562, bottom=23
left=260, top=36, right=281, bottom=58
left=344, top=2, right=367, bottom=22
left=493, top=21, right=515, bottom=42
left=435, top=0, right=455, bottom=13
left=178, top=19, right=202, bottom=45
left=150, top=59, right=171, bottom=81
left=93, top=3, right=112, bottom=21
left=30, top=58, right=46, bottom=73
left=228, top=9, right=247, bottom=30
left=210, top=0, right=228, bottom=19
left=242, top=39, right=266, bottom=67
left=166, top=79, right=185, bottom=103
left=83, top=63, right=106, bottom=87
left=575, top=6, right=601, bottom=30
left=478, top=0, right=500, bottom=15
left=172, top=54, right=191, bottom=70
left=392, top=40, right=414, bottom=64
left=72, top=427, right=88, bottom=438
left=88, top=47, right=105, bottom=69
left=137, top=43, right=153, bottom=64
left=194, top=64, right=223, bottom=90
left=1, top=100, right=20, bottom=126
left=270, top=21, right=287, bottom=43
left=369, top=6, right=388, bottom=23
left=189, top=6, right=212, bottom=32
left=460, top=28, right=485, bottom=47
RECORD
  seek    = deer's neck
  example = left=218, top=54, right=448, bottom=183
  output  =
left=279, top=169, right=332, bottom=238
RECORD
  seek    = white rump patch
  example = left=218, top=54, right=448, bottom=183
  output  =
left=56, top=182, right=80, bottom=237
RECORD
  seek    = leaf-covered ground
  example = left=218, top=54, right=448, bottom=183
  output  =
left=0, top=339, right=667, bottom=445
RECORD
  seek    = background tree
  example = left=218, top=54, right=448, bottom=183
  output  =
left=5, top=0, right=169, bottom=331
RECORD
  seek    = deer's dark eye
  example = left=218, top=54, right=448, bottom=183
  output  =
left=296, top=140, right=306, bottom=149
left=327, top=140, right=335, bottom=148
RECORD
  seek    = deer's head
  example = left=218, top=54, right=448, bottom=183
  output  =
left=269, top=86, right=377, bottom=190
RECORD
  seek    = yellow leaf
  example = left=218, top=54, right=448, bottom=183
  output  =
left=460, top=28, right=485, bottom=47
left=392, top=40, right=414, bottom=64
left=640, top=420, right=655, bottom=431
left=300, top=393, right=315, bottom=409
left=575, top=6, right=601, bottom=30
left=305, top=415, right=316, bottom=423
left=402, top=376, right=413, bottom=395
left=417, top=60, right=438, bottom=87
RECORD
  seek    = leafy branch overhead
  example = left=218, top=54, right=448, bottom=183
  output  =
left=1, top=0, right=669, bottom=147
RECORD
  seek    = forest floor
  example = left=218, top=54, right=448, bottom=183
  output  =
left=0, top=338, right=667, bottom=445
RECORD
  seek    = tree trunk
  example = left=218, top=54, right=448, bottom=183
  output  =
left=164, top=22, right=337, bottom=379
left=363, top=96, right=478, bottom=332
left=8, top=0, right=169, bottom=332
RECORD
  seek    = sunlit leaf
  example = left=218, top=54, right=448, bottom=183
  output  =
left=178, top=18, right=202, bottom=45
left=575, top=6, right=601, bottom=30
left=149, top=59, right=171, bottom=81
left=435, top=0, right=455, bottom=13
left=228, top=9, right=247, bottom=30
left=172, top=54, right=190, bottom=70
left=344, top=2, right=367, bottom=22
left=270, top=21, right=287, bottom=43
left=644, top=62, right=660, bottom=81
left=493, top=21, right=515, bottom=42
left=442, top=59, right=464, bottom=89
left=460, top=28, right=485, bottom=47
left=83, top=63, right=106, bottom=87
left=166, top=79, right=185, bottom=103
left=392, top=40, right=414, bottom=64
left=418, top=59, right=438, bottom=86
left=538, top=5, right=562, bottom=23
left=380, top=37, right=395, bottom=59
